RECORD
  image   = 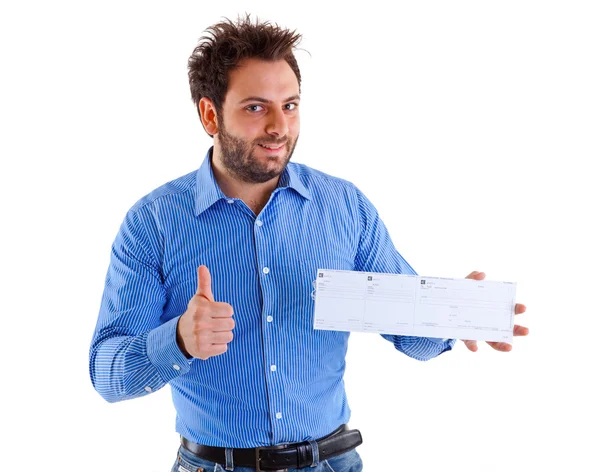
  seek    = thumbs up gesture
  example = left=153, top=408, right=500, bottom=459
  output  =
left=176, top=265, right=235, bottom=360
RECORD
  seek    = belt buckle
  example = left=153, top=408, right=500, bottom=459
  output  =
left=255, top=443, right=289, bottom=472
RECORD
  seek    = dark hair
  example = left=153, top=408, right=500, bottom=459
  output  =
left=188, top=14, right=303, bottom=132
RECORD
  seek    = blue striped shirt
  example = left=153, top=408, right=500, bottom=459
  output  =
left=89, top=147, right=455, bottom=447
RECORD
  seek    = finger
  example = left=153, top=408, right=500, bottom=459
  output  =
left=465, top=271, right=486, bottom=280
left=213, top=317, right=236, bottom=332
left=196, top=265, right=215, bottom=302
left=513, top=324, right=529, bottom=336
left=211, top=301, right=235, bottom=318
left=206, top=343, right=228, bottom=358
left=462, top=339, right=478, bottom=352
left=487, top=341, right=512, bottom=352
left=514, top=303, right=527, bottom=314
left=211, top=331, right=234, bottom=344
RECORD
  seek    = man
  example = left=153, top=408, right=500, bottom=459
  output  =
left=89, top=15, right=528, bottom=472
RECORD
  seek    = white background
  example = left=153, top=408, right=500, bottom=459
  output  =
left=1, top=1, right=598, bottom=471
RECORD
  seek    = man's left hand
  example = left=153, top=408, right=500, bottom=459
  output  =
left=461, top=270, right=528, bottom=352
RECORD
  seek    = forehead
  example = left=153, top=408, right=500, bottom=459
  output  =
left=225, top=58, right=299, bottom=104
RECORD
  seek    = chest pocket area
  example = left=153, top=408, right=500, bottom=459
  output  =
left=300, top=252, right=354, bottom=275
left=297, top=254, right=354, bottom=302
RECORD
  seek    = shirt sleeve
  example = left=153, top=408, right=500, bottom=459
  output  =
left=89, top=206, right=191, bottom=403
left=353, top=185, right=456, bottom=361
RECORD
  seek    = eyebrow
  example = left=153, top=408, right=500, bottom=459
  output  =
left=238, top=95, right=300, bottom=105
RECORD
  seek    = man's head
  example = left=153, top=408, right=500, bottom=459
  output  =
left=188, top=15, right=302, bottom=184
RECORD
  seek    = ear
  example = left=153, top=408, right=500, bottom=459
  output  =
left=199, top=97, right=219, bottom=135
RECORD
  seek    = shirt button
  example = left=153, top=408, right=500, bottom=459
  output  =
left=270, top=365, right=277, bottom=372
left=267, top=316, right=273, bottom=322
left=263, top=267, right=270, bottom=274
left=256, top=220, right=263, bottom=226
left=227, top=199, right=234, bottom=204
left=275, top=412, right=282, bottom=419
left=145, top=386, right=152, bottom=392
left=173, top=364, right=181, bottom=371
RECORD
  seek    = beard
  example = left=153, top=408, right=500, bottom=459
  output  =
left=216, top=121, right=298, bottom=184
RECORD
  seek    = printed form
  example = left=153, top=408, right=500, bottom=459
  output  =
left=313, top=270, right=517, bottom=342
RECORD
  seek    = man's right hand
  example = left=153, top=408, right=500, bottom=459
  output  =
left=176, top=265, right=235, bottom=360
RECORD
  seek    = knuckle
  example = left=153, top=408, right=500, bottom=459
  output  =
left=216, top=302, right=234, bottom=315
left=188, top=304, right=205, bottom=319
left=218, top=304, right=232, bottom=316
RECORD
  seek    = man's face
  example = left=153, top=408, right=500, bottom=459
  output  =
left=215, top=58, right=300, bottom=184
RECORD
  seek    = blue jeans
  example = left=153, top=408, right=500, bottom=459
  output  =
left=171, top=443, right=363, bottom=472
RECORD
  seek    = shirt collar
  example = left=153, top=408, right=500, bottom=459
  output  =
left=195, top=147, right=312, bottom=216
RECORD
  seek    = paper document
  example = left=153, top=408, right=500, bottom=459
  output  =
left=313, top=270, right=516, bottom=342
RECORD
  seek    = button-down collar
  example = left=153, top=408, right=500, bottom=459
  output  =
left=195, top=146, right=311, bottom=216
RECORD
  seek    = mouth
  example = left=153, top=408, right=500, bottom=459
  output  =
left=257, top=143, right=285, bottom=153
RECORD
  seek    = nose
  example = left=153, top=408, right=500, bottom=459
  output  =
left=265, top=107, right=289, bottom=138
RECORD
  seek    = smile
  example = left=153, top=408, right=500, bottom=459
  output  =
left=258, top=143, right=285, bottom=151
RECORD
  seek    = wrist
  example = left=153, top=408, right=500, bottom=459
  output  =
left=176, top=317, right=193, bottom=359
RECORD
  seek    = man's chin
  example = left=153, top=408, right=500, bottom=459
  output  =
left=246, top=164, right=288, bottom=184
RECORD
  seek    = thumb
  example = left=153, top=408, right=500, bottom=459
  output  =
left=465, top=270, right=486, bottom=280
left=196, top=265, right=215, bottom=301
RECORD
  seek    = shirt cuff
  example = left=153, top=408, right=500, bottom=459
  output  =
left=146, top=315, right=192, bottom=382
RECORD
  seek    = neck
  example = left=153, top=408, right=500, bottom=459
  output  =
left=210, top=148, right=280, bottom=215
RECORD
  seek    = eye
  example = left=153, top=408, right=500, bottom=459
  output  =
left=246, top=104, right=265, bottom=113
left=285, top=103, right=298, bottom=111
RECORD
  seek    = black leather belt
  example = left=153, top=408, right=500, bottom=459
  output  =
left=180, top=424, right=363, bottom=471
